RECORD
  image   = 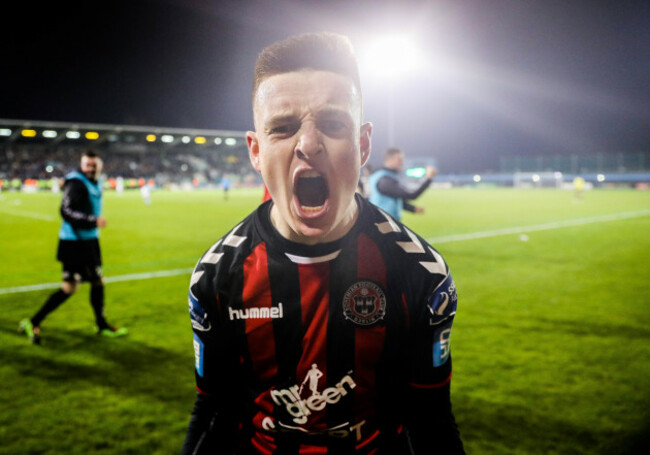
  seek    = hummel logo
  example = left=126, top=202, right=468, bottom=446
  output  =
left=229, top=303, right=284, bottom=320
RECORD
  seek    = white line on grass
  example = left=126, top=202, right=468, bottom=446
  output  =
left=2, top=210, right=649, bottom=295
left=0, top=268, right=193, bottom=295
left=0, top=208, right=58, bottom=222
left=427, top=209, right=650, bottom=244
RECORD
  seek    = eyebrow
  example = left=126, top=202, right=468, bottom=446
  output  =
left=316, top=107, right=353, bottom=120
left=263, top=114, right=299, bottom=133
left=262, top=104, right=355, bottom=132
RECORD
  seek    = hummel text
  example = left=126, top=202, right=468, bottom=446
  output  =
left=228, top=303, right=284, bottom=320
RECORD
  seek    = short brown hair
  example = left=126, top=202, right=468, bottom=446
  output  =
left=384, top=147, right=403, bottom=160
left=252, top=32, right=362, bottom=106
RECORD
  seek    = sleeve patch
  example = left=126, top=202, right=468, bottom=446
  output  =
left=189, top=292, right=211, bottom=331
left=193, top=333, right=205, bottom=377
left=433, top=320, right=452, bottom=367
left=427, top=273, right=457, bottom=320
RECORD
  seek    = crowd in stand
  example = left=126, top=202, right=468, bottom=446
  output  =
left=0, top=145, right=256, bottom=188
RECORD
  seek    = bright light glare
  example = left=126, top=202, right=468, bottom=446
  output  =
left=597, top=174, right=606, bottom=182
left=473, top=174, right=482, bottom=183
left=214, top=137, right=223, bottom=145
left=360, top=35, right=423, bottom=82
left=43, top=130, right=57, bottom=138
left=0, top=128, right=12, bottom=136
left=406, top=167, right=427, bottom=178
left=66, top=131, right=81, bottom=139
left=225, top=138, right=237, bottom=146
left=161, top=135, right=174, bottom=143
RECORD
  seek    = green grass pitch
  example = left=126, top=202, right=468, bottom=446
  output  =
left=1, top=187, right=649, bottom=454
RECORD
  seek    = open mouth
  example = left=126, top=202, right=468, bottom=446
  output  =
left=295, top=171, right=329, bottom=214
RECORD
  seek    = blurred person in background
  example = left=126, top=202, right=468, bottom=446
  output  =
left=368, top=147, right=437, bottom=221
left=222, top=175, right=231, bottom=200
left=182, top=32, right=464, bottom=454
left=19, top=151, right=127, bottom=344
left=573, top=175, right=585, bottom=200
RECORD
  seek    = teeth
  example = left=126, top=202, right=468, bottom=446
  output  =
left=301, top=205, right=324, bottom=212
left=300, top=170, right=322, bottom=178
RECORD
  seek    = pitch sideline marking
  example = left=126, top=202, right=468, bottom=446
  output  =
left=427, top=209, right=650, bottom=244
left=1, top=210, right=649, bottom=295
left=0, top=208, right=58, bottom=222
left=0, top=268, right=193, bottom=296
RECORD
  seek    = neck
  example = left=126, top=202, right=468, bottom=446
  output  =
left=270, top=197, right=359, bottom=246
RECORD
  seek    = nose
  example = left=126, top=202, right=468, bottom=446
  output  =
left=294, top=123, right=321, bottom=160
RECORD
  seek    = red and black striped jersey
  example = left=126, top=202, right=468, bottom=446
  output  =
left=186, top=194, right=463, bottom=454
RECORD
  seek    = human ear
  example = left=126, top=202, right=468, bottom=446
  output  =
left=359, top=122, right=373, bottom=167
left=247, top=131, right=262, bottom=172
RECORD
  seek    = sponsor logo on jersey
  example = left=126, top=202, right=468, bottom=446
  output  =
left=270, top=365, right=357, bottom=425
left=262, top=416, right=367, bottom=442
left=342, top=281, right=387, bottom=326
left=193, top=333, right=204, bottom=376
left=228, top=303, right=284, bottom=320
left=433, top=321, right=452, bottom=367
left=189, top=293, right=211, bottom=331
left=427, top=274, right=457, bottom=319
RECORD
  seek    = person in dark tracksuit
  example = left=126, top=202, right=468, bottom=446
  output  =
left=19, top=151, right=127, bottom=344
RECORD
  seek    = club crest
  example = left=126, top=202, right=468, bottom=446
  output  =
left=342, top=281, right=387, bottom=326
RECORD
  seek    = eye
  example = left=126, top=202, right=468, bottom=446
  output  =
left=267, top=122, right=299, bottom=137
left=318, top=119, right=348, bottom=137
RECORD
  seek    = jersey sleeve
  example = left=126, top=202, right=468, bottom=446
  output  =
left=183, top=242, right=241, bottom=454
left=376, top=174, right=432, bottom=201
left=60, top=179, right=98, bottom=229
left=403, top=242, right=465, bottom=453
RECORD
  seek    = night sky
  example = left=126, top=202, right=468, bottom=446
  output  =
left=2, top=0, right=649, bottom=171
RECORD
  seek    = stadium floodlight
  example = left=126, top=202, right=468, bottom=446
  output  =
left=161, top=134, right=174, bottom=143
left=225, top=138, right=237, bottom=146
left=597, top=174, right=606, bottom=182
left=21, top=129, right=37, bottom=138
left=182, top=136, right=191, bottom=144
left=42, top=130, right=57, bottom=138
left=358, top=34, right=424, bottom=146
left=66, top=131, right=81, bottom=139
left=473, top=174, right=482, bottom=183
left=85, top=132, right=99, bottom=140
left=214, top=137, right=223, bottom=145
left=359, top=34, right=424, bottom=82
left=46, top=165, right=54, bottom=173
left=0, top=128, right=11, bottom=136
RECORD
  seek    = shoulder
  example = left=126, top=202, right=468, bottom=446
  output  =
left=65, top=171, right=84, bottom=182
left=189, top=208, right=263, bottom=297
left=360, top=198, right=444, bottom=262
left=358, top=196, right=452, bottom=298
left=62, top=177, right=88, bottom=195
left=370, top=168, right=396, bottom=180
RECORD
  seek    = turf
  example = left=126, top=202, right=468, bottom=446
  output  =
left=1, top=187, right=649, bottom=454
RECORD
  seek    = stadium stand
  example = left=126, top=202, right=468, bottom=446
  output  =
left=0, top=119, right=256, bottom=190
left=1, top=118, right=648, bottom=191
